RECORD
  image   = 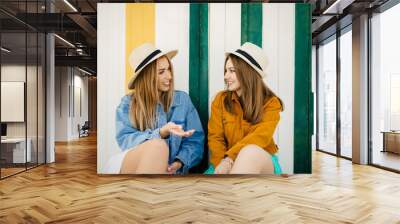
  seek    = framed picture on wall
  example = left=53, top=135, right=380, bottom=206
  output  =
left=97, top=3, right=312, bottom=175
left=1, top=81, right=25, bottom=123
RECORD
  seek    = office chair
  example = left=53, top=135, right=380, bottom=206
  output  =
left=79, top=121, right=90, bottom=138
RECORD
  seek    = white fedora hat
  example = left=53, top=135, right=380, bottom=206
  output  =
left=128, top=43, right=177, bottom=89
left=225, top=42, right=267, bottom=78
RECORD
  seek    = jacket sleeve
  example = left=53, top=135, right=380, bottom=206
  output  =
left=115, top=96, right=161, bottom=151
left=175, top=94, right=205, bottom=174
left=225, top=97, right=281, bottom=161
left=207, top=93, right=227, bottom=168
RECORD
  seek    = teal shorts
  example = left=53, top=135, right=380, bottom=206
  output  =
left=270, top=154, right=282, bottom=175
left=204, top=154, right=282, bottom=175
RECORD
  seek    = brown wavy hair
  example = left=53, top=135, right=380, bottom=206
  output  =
left=129, top=56, right=174, bottom=131
left=223, top=54, right=283, bottom=124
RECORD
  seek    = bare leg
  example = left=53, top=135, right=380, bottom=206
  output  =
left=135, top=139, right=169, bottom=174
left=229, top=144, right=275, bottom=174
left=119, top=147, right=141, bottom=174
left=120, top=139, right=169, bottom=174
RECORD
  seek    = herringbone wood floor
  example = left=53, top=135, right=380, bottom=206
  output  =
left=1, top=134, right=400, bottom=224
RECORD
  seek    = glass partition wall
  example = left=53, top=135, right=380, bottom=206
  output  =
left=370, top=3, right=400, bottom=172
left=0, top=1, right=46, bottom=179
left=339, top=27, right=352, bottom=159
left=317, top=35, right=337, bottom=155
left=316, top=0, right=400, bottom=172
left=316, top=26, right=353, bottom=160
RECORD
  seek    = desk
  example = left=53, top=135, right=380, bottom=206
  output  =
left=1, top=138, right=31, bottom=163
left=382, top=131, right=400, bottom=154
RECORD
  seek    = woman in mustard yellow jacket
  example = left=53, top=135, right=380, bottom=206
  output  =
left=208, top=42, right=284, bottom=174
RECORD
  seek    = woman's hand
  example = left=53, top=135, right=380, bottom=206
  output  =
left=167, top=161, right=183, bottom=174
left=214, top=157, right=234, bottom=174
left=160, top=122, right=195, bottom=138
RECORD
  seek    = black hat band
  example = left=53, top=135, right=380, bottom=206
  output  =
left=235, top=49, right=263, bottom=71
left=135, top=49, right=162, bottom=73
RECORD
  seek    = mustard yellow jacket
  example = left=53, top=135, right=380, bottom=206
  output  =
left=208, top=91, right=282, bottom=168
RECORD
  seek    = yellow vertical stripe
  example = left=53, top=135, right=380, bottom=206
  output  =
left=125, top=3, right=155, bottom=93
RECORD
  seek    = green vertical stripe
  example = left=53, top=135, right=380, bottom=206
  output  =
left=189, top=3, right=208, bottom=172
left=294, top=3, right=312, bottom=173
left=241, top=3, right=262, bottom=47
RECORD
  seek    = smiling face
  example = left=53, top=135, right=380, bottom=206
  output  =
left=156, top=56, right=173, bottom=92
left=224, top=57, right=241, bottom=95
left=129, top=56, right=174, bottom=131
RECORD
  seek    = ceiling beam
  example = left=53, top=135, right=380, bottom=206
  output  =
left=55, top=55, right=96, bottom=69
left=67, top=13, right=97, bottom=39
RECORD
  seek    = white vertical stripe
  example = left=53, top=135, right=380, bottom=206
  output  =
left=263, top=4, right=279, bottom=109
left=312, top=46, right=317, bottom=151
left=263, top=4, right=295, bottom=174
left=155, top=4, right=190, bottom=93
left=263, top=4, right=280, bottom=160
left=225, top=4, right=242, bottom=52
left=208, top=3, right=241, bottom=112
left=97, top=3, right=126, bottom=173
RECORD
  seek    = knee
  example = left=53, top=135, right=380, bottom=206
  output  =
left=237, top=144, right=268, bottom=158
left=145, top=139, right=169, bottom=157
left=230, top=145, right=273, bottom=174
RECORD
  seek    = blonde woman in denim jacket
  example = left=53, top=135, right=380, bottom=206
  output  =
left=106, top=43, right=204, bottom=174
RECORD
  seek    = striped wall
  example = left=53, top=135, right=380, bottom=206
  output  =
left=156, top=4, right=190, bottom=93
left=263, top=4, right=296, bottom=174
left=294, top=4, right=312, bottom=173
left=97, top=3, right=312, bottom=174
left=97, top=4, right=126, bottom=173
left=125, top=4, right=155, bottom=94
left=125, top=3, right=191, bottom=94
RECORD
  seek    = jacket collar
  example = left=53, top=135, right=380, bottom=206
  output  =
left=230, top=91, right=240, bottom=103
left=157, top=92, right=181, bottom=109
left=171, top=92, right=181, bottom=108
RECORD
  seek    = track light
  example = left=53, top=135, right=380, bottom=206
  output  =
left=322, top=0, right=354, bottom=15
left=54, top=34, right=75, bottom=48
left=63, top=0, right=78, bottom=12
left=1, top=47, right=11, bottom=53
left=78, top=67, right=93, bottom=76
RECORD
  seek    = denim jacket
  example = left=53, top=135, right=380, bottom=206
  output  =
left=115, top=90, right=205, bottom=174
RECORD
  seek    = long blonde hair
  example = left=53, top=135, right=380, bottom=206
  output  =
left=223, top=54, right=283, bottom=124
left=129, top=56, right=174, bottom=131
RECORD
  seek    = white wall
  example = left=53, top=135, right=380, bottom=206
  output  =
left=55, top=67, right=68, bottom=141
left=97, top=4, right=126, bottom=173
left=54, top=67, right=89, bottom=141
left=72, top=72, right=89, bottom=138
